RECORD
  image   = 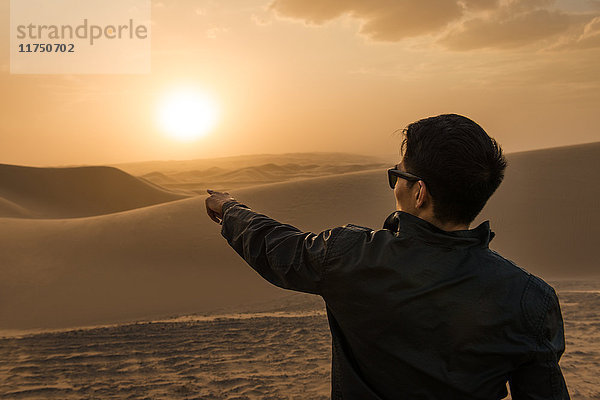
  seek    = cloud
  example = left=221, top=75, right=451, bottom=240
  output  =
left=569, top=15, right=600, bottom=48
left=269, top=0, right=600, bottom=50
left=269, top=0, right=465, bottom=40
left=440, top=8, right=574, bottom=50
left=358, top=1, right=464, bottom=41
left=498, top=0, right=554, bottom=13
left=269, top=0, right=350, bottom=24
left=461, top=0, right=501, bottom=11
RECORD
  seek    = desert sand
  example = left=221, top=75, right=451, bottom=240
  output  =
left=0, top=153, right=391, bottom=331
left=0, top=144, right=598, bottom=398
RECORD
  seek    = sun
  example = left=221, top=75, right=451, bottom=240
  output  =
left=158, top=89, right=219, bottom=141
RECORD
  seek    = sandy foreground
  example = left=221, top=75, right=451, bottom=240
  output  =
left=1, top=282, right=598, bottom=400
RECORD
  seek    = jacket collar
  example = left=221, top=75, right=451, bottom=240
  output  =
left=382, top=211, right=495, bottom=249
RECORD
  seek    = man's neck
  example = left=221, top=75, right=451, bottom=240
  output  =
left=411, top=210, right=470, bottom=232
left=430, top=219, right=470, bottom=232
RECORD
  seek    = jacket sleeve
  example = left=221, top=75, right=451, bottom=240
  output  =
left=509, top=277, right=570, bottom=400
left=219, top=200, right=358, bottom=295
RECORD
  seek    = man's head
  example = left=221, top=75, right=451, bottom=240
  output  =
left=394, top=114, right=507, bottom=228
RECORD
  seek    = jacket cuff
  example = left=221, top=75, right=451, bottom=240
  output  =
left=222, top=199, right=250, bottom=215
left=220, top=200, right=252, bottom=240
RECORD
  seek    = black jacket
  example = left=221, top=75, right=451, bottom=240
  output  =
left=220, top=200, right=570, bottom=400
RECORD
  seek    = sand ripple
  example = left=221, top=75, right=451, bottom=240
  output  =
left=0, top=315, right=332, bottom=399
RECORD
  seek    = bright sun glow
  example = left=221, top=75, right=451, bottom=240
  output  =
left=158, top=90, right=219, bottom=141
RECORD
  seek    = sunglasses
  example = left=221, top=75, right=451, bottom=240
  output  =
left=387, top=168, right=424, bottom=189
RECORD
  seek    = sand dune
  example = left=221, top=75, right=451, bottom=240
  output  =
left=0, top=144, right=598, bottom=331
left=0, top=195, right=287, bottom=331
left=138, top=159, right=388, bottom=194
left=473, top=141, right=600, bottom=278
left=112, top=152, right=387, bottom=177
left=114, top=152, right=389, bottom=194
left=0, top=164, right=188, bottom=219
left=0, top=165, right=400, bottom=331
left=0, top=196, right=31, bottom=218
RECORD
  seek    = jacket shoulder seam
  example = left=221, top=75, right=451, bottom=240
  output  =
left=322, top=224, right=372, bottom=275
left=521, top=275, right=553, bottom=342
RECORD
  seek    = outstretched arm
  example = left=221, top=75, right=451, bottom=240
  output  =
left=205, top=190, right=351, bottom=295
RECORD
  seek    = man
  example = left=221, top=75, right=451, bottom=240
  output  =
left=205, top=114, right=569, bottom=399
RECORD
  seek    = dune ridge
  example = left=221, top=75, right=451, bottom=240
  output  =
left=140, top=162, right=388, bottom=194
left=136, top=159, right=389, bottom=194
left=111, top=151, right=388, bottom=176
left=0, top=164, right=188, bottom=219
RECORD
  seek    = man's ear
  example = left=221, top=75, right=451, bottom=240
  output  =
left=415, top=181, right=427, bottom=209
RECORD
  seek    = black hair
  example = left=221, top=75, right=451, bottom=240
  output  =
left=400, top=114, right=507, bottom=225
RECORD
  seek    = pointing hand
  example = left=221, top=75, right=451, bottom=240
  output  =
left=205, top=189, right=236, bottom=224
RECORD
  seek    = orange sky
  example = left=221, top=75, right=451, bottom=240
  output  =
left=1, top=0, right=599, bottom=166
